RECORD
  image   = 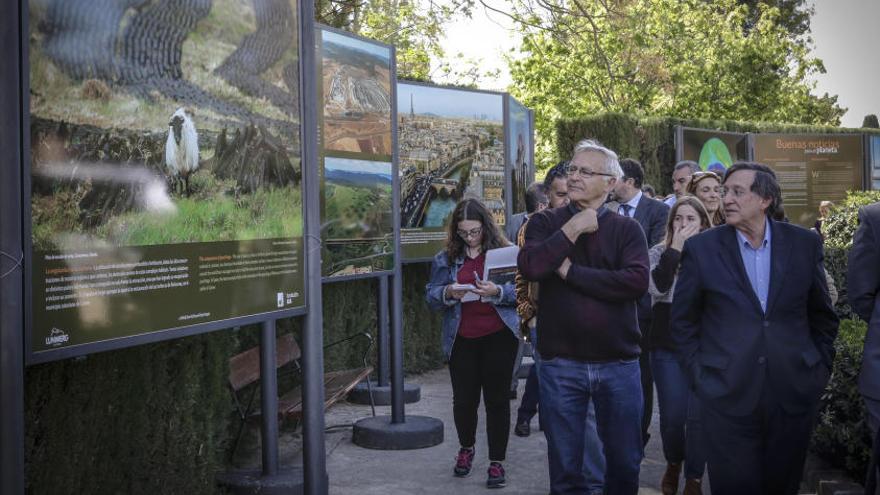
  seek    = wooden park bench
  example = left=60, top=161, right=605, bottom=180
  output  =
left=227, top=331, right=375, bottom=456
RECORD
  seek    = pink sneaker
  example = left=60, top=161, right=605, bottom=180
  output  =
left=454, top=447, right=475, bottom=477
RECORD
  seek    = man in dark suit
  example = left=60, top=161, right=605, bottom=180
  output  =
left=609, top=158, right=670, bottom=445
left=848, top=201, right=880, bottom=440
left=670, top=162, right=838, bottom=495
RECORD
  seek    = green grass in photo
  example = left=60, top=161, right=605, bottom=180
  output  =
left=98, top=188, right=303, bottom=246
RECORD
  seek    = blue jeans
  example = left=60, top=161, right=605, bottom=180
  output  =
left=651, top=349, right=706, bottom=479
left=540, top=356, right=642, bottom=495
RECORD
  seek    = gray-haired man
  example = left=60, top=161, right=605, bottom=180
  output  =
left=519, top=139, right=649, bottom=494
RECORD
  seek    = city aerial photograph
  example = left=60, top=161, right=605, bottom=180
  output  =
left=397, top=83, right=505, bottom=235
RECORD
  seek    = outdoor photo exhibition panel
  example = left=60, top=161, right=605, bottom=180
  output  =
left=26, top=0, right=309, bottom=363
left=678, top=127, right=749, bottom=174
left=869, top=135, right=880, bottom=190
left=507, top=95, right=535, bottom=215
left=398, top=82, right=507, bottom=262
left=753, top=134, right=864, bottom=228
left=316, top=26, right=397, bottom=279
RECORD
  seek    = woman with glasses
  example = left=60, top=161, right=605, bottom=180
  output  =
left=686, top=171, right=724, bottom=226
left=426, top=198, right=519, bottom=489
left=648, top=196, right=713, bottom=495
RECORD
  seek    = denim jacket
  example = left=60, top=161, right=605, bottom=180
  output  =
left=425, top=250, right=519, bottom=359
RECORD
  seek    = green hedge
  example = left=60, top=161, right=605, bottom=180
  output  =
left=25, top=333, right=235, bottom=494
left=25, top=263, right=445, bottom=494
left=811, top=192, right=880, bottom=481
left=556, top=113, right=880, bottom=196
left=812, top=318, right=872, bottom=480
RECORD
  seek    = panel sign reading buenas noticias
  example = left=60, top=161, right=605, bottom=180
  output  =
left=28, top=0, right=307, bottom=359
left=681, top=128, right=748, bottom=174
left=316, top=27, right=395, bottom=278
left=508, top=97, right=534, bottom=215
left=753, top=134, right=864, bottom=227
left=398, top=83, right=506, bottom=261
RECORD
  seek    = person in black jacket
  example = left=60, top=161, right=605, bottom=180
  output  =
left=609, top=158, right=670, bottom=446
left=670, top=162, right=838, bottom=495
left=847, top=200, right=880, bottom=494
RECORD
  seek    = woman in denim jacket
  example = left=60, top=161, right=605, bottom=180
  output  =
left=426, top=198, right=519, bottom=489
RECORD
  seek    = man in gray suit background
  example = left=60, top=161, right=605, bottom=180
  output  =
left=608, top=158, right=670, bottom=446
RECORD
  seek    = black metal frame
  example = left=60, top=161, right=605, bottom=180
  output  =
left=20, top=0, right=313, bottom=366
left=315, top=24, right=400, bottom=283
left=396, top=80, right=509, bottom=264
left=7, top=0, right=330, bottom=493
left=1, top=1, right=25, bottom=493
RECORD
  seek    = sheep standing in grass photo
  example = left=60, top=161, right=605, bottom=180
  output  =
left=165, top=107, right=200, bottom=196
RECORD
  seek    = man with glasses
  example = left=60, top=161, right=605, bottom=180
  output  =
left=519, top=139, right=649, bottom=495
left=671, top=162, right=838, bottom=494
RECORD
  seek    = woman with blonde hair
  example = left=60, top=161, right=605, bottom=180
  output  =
left=686, top=171, right=724, bottom=226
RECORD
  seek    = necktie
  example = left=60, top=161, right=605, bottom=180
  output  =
left=620, top=204, right=632, bottom=217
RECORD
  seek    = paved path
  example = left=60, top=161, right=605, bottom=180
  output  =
left=322, top=367, right=696, bottom=494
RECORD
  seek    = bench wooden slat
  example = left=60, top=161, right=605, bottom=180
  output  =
left=228, top=333, right=301, bottom=392
left=273, top=367, right=373, bottom=420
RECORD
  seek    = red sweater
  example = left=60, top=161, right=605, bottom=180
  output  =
left=517, top=204, right=649, bottom=361
left=457, top=253, right=505, bottom=339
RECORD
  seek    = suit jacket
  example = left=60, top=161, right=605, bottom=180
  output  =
left=848, top=202, right=880, bottom=400
left=506, top=212, right=527, bottom=243
left=608, top=195, right=670, bottom=321
left=670, top=221, right=839, bottom=416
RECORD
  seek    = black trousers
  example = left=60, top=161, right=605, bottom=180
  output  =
left=701, top=385, right=819, bottom=495
left=448, top=329, right=518, bottom=461
left=639, top=318, right=654, bottom=446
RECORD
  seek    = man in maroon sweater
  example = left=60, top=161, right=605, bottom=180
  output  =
left=518, top=139, right=649, bottom=495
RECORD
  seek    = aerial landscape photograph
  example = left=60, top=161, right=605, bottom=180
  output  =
left=321, top=29, right=393, bottom=157
left=321, top=156, right=393, bottom=276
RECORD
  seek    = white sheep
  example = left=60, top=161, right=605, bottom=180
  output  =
left=164, top=107, right=199, bottom=196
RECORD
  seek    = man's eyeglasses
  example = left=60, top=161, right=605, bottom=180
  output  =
left=457, top=227, right=483, bottom=239
left=720, top=186, right=748, bottom=199
left=564, top=165, right=616, bottom=179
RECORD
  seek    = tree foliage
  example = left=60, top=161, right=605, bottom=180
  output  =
left=315, top=0, right=475, bottom=80
left=863, top=114, right=880, bottom=129
left=498, top=0, right=845, bottom=165
left=734, top=0, right=812, bottom=37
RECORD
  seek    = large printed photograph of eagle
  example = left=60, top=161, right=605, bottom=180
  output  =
left=29, top=0, right=304, bottom=250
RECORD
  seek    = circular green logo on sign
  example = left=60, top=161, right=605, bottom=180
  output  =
left=699, top=138, right=733, bottom=174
